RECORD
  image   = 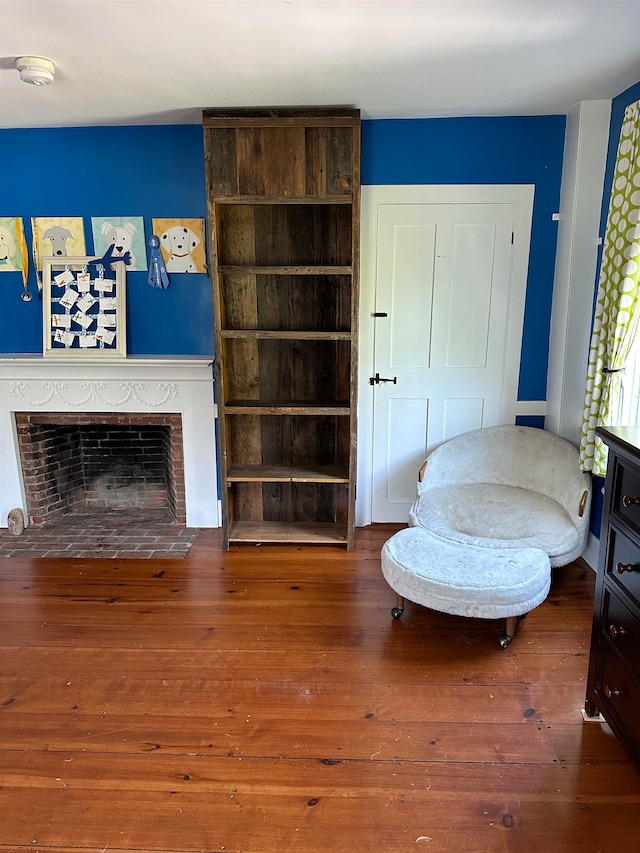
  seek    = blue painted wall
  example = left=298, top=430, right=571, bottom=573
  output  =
left=1, top=116, right=566, bottom=403
left=0, top=125, right=213, bottom=356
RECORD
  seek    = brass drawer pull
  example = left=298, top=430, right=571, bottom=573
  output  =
left=609, top=624, right=627, bottom=639
left=616, top=562, right=637, bottom=574
left=622, top=494, right=640, bottom=508
left=604, top=685, right=622, bottom=699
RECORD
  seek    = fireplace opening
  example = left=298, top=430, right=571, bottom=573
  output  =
left=15, top=413, right=186, bottom=525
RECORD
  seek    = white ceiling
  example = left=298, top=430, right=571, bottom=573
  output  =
left=1, top=0, right=639, bottom=129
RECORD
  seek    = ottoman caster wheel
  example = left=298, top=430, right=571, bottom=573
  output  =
left=498, top=614, right=525, bottom=648
left=391, top=607, right=404, bottom=620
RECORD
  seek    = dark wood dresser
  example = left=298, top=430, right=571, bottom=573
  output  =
left=585, top=425, right=640, bottom=767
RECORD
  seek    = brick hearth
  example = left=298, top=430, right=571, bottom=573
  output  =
left=0, top=507, right=200, bottom=559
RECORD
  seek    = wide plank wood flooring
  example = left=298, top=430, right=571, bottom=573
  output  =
left=1, top=524, right=639, bottom=853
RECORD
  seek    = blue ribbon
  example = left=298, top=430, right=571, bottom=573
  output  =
left=148, top=235, right=170, bottom=289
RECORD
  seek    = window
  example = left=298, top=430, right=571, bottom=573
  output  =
left=615, top=324, right=640, bottom=426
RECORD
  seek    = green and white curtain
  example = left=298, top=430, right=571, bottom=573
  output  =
left=579, top=99, right=640, bottom=476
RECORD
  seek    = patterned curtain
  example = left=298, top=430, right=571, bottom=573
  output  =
left=579, top=99, right=640, bottom=475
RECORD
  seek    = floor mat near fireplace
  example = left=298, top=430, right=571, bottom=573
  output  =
left=0, top=509, right=200, bottom=559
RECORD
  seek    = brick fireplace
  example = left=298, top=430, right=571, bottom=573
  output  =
left=15, top=412, right=186, bottom=525
left=0, top=357, right=219, bottom=529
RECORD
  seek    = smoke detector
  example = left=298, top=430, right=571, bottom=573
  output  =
left=15, top=56, right=55, bottom=86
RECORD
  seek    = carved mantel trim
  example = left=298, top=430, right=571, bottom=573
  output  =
left=9, top=380, right=178, bottom=408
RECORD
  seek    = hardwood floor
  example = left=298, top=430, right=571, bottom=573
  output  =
left=1, top=524, right=638, bottom=853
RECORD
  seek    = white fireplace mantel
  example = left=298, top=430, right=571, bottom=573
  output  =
left=0, top=356, right=220, bottom=528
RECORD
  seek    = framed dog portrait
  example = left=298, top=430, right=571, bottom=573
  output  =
left=91, top=216, right=147, bottom=271
left=152, top=217, right=207, bottom=273
left=0, top=217, right=28, bottom=274
left=42, top=255, right=127, bottom=358
left=31, top=217, right=86, bottom=272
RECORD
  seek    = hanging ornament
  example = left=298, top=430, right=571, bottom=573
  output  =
left=15, top=217, right=31, bottom=301
left=147, top=235, right=170, bottom=289
left=31, top=234, right=42, bottom=296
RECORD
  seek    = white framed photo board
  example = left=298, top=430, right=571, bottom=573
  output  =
left=42, top=255, right=127, bottom=358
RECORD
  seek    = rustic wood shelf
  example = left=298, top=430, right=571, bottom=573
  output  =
left=229, top=520, right=348, bottom=544
left=218, top=265, right=352, bottom=275
left=203, top=108, right=360, bottom=128
left=224, top=401, right=351, bottom=415
left=213, top=195, right=353, bottom=205
left=221, top=330, right=352, bottom=341
left=204, top=107, right=360, bottom=549
left=227, top=464, right=349, bottom=483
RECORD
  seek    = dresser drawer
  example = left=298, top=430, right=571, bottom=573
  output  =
left=602, top=587, right=640, bottom=674
left=597, top=645, right=640, bottom=757
left=612, top=455, right=640, bottom=536
left=606, top=526, right=640, bottom=608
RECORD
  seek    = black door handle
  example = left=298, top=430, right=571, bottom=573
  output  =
left=369, top=373, right=397, bottom=385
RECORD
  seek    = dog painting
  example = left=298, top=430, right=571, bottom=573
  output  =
left=91, top=216, right=146, bottom=271
left=0, top=217, right=26, bottom=273
left=32, top=216, right=86, bottom=269
left=152, top=218, right=206, bottom=273
left=43, top=225, right=74, bottom=256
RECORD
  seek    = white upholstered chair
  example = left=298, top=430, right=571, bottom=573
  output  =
left=381, top=426, right=592, bottom=647
left=409, top=425, right=591, bottom=567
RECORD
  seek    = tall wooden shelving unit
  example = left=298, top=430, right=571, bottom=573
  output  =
left=203, top=108, right=360, bottom=549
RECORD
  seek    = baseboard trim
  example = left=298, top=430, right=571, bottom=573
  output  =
left=582, top=532, right=600, bottom=571
left=515, top=400, right=547, bottom=416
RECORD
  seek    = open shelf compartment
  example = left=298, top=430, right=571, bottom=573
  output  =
left=221, top=338, right=351, bottom=405
left=228, top=519, right=348, bottom=545
left=227, top=481, right=349, bottom=545
left=218, top=273, right=353, bottom=334
left=216, top=204, right=352, bottom=267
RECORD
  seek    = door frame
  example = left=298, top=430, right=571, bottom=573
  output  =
left=356, top=184, right=535, bottom=527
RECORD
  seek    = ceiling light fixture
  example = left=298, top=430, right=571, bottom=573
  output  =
left=15, top=56, right=55, bottom=86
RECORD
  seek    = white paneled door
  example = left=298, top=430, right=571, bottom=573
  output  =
left=366, top=190, right=533, bottom=522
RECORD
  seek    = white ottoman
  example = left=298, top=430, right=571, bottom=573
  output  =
left=381, top=527, right=551, bottom=648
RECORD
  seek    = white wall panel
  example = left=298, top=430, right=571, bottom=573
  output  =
left=385, top=397, right=428, bottom=504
